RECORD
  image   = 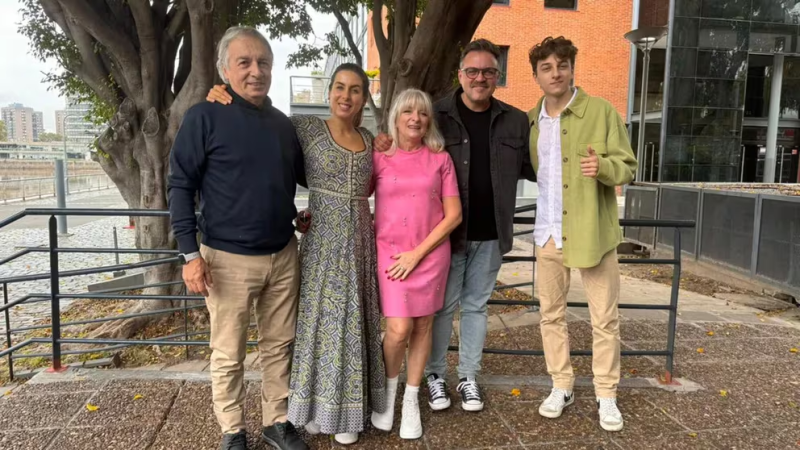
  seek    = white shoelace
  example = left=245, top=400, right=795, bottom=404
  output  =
left=598, top=398, right=622, bottom=421
left=543, top=388, right=571, bottom=411
left=456, top=379, right=481, bottom=401
left=428, top=377, right=447, bottom=400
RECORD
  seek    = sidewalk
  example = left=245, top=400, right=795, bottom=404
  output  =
left=2, top=267, right=799, bottom=449
left=3, top=317, right=798, bottom=449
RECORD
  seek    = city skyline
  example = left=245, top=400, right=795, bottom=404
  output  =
left=0, top=1, right=338, bottom=134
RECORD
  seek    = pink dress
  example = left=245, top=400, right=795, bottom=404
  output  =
left=373, top=146, right=460, bottom=317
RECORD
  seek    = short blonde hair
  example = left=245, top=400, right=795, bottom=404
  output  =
left=388, top=89, right=444, bottom=152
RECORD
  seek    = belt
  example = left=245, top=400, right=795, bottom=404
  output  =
left=309, top=187, right=369, bottom=201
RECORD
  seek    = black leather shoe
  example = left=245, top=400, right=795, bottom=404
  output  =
left=261, top=422, right=308, bottom=450
left=219, top=430, right=247, bottom=450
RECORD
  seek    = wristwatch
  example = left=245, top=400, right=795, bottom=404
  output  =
left=178, top=251, right=201, bottom=265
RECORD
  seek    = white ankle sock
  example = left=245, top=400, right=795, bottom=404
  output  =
left=387, top=376, right=399, bottom=390
left=405, top=384, right=419, bottom=398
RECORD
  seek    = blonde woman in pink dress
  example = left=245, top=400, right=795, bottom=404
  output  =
left=370, top=89, right=462, bottom=439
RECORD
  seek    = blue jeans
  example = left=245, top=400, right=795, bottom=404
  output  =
left=425, top=240, right=502, bottom=379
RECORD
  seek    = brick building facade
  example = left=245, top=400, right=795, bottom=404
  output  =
left=365, top=0, right=633, bottom=118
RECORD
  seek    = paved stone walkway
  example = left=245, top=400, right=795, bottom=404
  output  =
left=2, top=303, right=798, bottom=449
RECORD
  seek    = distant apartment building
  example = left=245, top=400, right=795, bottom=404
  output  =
left=55, top=110, right=66, bottom=136
left=1, top=103, right=39, bottom=143
left=32, top=111, right=44, bottom=141
left=63, top=97, right=105, bottom=146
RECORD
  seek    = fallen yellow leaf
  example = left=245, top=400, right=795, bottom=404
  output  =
left=510, top=388, right=521, bottom=397
left=688, top=432, right=698, bottom=438
left=117, top=309, right=124, bottom=314
left=3, top=390, right=11, bottom=396
left=133, top=394, right=144, bottom=401
left=706, top=331, right=715, bottom=336
left=719, top=390, right=728, bottom=397
left=512, top=272, right=519, bottom=277
left=629, top=368, right=639, bottom=375
left=85, top=403, right=99, bottom=412
left=790, top=348, right=798, bottom=353
left=697, top=348, right=705, bottom=354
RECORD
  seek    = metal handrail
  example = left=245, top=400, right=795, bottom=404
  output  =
left=0, top=206, right=695, bottom=385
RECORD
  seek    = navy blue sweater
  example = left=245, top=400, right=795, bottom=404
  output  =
left=168, top=90, right=306, bottom=256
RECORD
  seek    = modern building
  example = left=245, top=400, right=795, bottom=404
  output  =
left=1, top=103, right=38, bottom=143
left=32, top=111, right=44, bottom=141
left=55, top=110, right=66, bottom=136
left=628, top=0, right=800, bottom=183
left=63, top=97, right=105, bottom=147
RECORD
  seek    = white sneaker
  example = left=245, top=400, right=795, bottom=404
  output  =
left=304, top=421, right=321, bottom=435
left=597, top=397, right=624, bottom=432
left=334, top=433, right=359, bottom=445
left=371, top=382, right=398, bottom=432
left=538, top=388, right=575, bottom=419
left=399, top=395, right=422, bottom=439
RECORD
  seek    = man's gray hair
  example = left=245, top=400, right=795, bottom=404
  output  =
left=216, top=26, right=273, bottom=83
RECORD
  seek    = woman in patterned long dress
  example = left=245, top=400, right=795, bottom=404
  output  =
left=286, top=64, right=386, bottom=445
left=206, top=64, right=386, bottom=446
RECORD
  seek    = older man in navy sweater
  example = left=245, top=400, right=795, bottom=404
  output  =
left=168, top=26, right=307, bottom=450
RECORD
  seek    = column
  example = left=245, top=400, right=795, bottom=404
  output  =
left=764, top=54, right=784, bottom=183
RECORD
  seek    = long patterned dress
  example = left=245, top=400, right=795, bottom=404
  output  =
left=287, top=115, right=386, bottom=434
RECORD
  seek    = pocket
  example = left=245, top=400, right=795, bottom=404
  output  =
left=200, top=245, right=216, bottom=267
left=498, top=138, right=524, bottom=174
left=577, top=142, right=607, bottom=157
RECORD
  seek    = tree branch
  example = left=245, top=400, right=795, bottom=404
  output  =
left=332, top=8, right=362, bottom=67
left=65, top=22, right=121, bottom=108
left=59, top=0, right=143, bottom=98
left=40, top=0, right=73, bottom=40
left=166, top=1, right=189, bottom=42
left=174, top=32, right=192, bottom=96
left=129, top=1, right=160, bottom=110
left=371, top=0, right=390, bottom=66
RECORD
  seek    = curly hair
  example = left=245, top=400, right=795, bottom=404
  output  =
left=528, top=36, right=578, bottom=74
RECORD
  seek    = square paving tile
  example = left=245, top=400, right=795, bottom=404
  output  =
left=742, top=338, right=800, bottom=360
left=166, top=382, right=214, bottom=425
left=484, top=386, right=549, bottom=405
left=425, top=406, right=519, bottom=449
left=528, top=439, right=618, bottom=449
left=697, top=322, right=774, bottom=338
left=151, top=420, right=220, bottom=450
left=705, top=423, right=800, bottom=449
left=0, top=392, right=89, bottom=430
left=602, top=392, right=685, bottom=440
left=15, top=380, right=105, bottom=394
left=51, top=425, right=156, bottom=450
left=103, top=379, right=184, bottom=391
left=612, top=430, right=720, bottom=449
left=619, top=321, right=668, bottom=342
left=0, top=429, right=58, bottom=450
left=71, top=386, right=179, bottom=426
left=499, top=399, right=605, bottom=445
left=751, top=324, right=800, bottom=338
left=655, top=391, right=762, bottom=430
left=676, top=339, right=774, bottom=363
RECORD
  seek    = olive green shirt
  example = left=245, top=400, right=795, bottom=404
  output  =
left=527, top=88, right=637, bottom=268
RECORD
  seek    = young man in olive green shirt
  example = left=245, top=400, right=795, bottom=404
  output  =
left=526, top=36, right=637, bottom=432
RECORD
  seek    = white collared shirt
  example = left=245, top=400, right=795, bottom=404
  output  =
left=534, top=88, right=578, bottom=249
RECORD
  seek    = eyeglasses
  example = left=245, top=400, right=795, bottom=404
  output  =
left=460, top=67, right=501, bottom=80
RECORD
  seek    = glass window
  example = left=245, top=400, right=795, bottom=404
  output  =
left=781, top=56, right=800, bottom=119
left=545, top=0, right=576, bottom=9
left=744, top=54, right=773, bottom=118
left=498, top=46, right=510, bottom=87
left=493, top=0, right=510, bottom=4
left=672, top=17, right=700, bottom=47
left=698, top=19, right=749, bottom=51
left=751, top=0, right=800, bottom=24
left=675, top=0, right=701, bottom=18
left=701, top=0, right=751, bottom=20
left=694, top=79, right=746, bottom=108
left=750, top=22, right=799, bottom=53
left=696, top=50, right=748, bottom=80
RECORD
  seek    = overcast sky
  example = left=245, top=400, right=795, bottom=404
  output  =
left=0, top=1, right=337, bottom=132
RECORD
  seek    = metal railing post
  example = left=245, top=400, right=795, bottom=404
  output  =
left=54, top=160, right=68, bottom=234
left=3, top=283, right=13, bottom=381
left=47, top=216, right=66, bottom=372
left=664, top=226, right=681, bottom=384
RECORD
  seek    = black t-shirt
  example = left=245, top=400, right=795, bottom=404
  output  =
left=456, top=94, right=498, bottom=242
